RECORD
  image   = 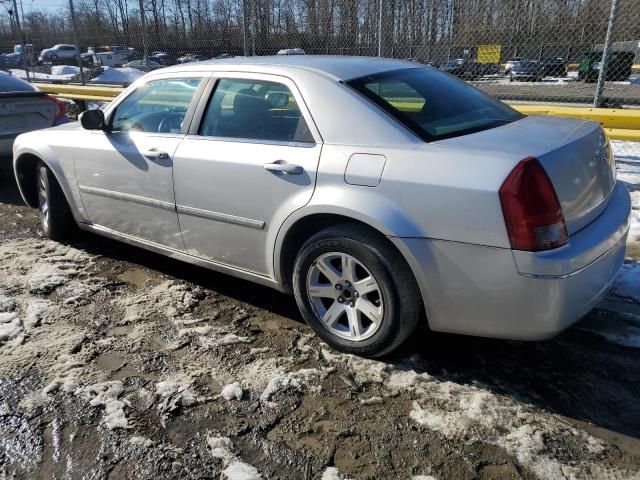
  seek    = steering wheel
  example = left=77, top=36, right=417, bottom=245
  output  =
left=158, top=113, right=184, bottom=133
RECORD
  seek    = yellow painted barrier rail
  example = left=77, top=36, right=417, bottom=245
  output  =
left=33, top=83, right=640, bottom=142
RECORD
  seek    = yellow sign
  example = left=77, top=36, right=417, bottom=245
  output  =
left=477, top=45, right=501, bottom=63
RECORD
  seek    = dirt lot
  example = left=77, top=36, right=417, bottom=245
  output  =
left=1, top=160, right=639, bottom=479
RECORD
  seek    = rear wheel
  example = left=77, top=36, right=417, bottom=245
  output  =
left=37, top=163, right=75, bottom=240
left=293, top=224, right=422, bottom=358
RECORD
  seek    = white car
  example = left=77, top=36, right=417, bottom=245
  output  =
left=12, top=56, right=631, bottom=357
left=87, top=47, right=131, bottom=67
left=39, top=44, right=79, bottom=64
left=277, top=48, right=306, bottom=55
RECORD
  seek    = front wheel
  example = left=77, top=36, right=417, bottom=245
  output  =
left=292, top=224, right=422, bottom=358
left=37, top=163, right=76, bottom=240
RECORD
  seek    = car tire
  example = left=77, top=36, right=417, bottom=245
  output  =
left=292, top=224, right=422, bottom=358
left=37, top=163, right=76, bottom=240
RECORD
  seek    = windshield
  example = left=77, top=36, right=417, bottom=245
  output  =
left=347, top=68, right=523, bottom=141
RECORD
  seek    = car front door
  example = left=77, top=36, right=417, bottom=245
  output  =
left=75, top=74, right=207, bottom=249
left=172, top=74, right=322, bottom=275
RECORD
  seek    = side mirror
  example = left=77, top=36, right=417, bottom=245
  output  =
left=79, top=108, right=106, bottom=131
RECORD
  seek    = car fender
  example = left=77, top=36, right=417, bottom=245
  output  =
left=13, top=131, right=88, bottom=223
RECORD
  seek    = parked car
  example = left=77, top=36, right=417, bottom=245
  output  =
left=509, top=60, right=544, bottom=81
left=39, top=44, right=80, bottom=64
left=1, top=53, right=23, bottom=69
left=477, top=62, right=501, bottom=75
left=504, top=57, right=523, bottom=74
left=439, top=59, right=480, bottom=79
left=87, top=47, right=132, bottom=67
left=1, top=71, right=68, bottom=163
left=12, top=57, right=630, bottom=357
left=150, top=52, right=178, bottom=66
left=277, top=48, right=306, bottom=55
left=122, top=59, right=164, bottom=71
left=578, top=51, right=634, bottom=82
left=540, top=58, right=568, bottom=77
left=178, top=54, right=206, bottom=64
left=14, top=44, right=37, bottom=66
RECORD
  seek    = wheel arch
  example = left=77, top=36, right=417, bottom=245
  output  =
left=14, top=152, right=46, bottom=208
left=14, top=152, right=84, bottom=222
left=274, top=209, right=429, bottom=321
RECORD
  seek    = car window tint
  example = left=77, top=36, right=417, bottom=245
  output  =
left=198, top=78, right=314, bottom=143
left=111, top=78, right=202, bottom=133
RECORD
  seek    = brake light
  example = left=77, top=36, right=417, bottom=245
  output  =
left=499, top=157, right=568, bottom=251
left=46, top=95, right=67, bottom=122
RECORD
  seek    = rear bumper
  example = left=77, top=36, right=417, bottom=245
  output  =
left=391, top=182, right=631, bottom=340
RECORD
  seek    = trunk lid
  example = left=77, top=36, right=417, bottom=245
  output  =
left=436, top=115, right=615, bottom=235
left=0, top=94, right=56, bottom=139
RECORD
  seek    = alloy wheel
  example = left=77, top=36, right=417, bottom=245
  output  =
left=306, top=252, right=384, bottom=341
left=38, top=170, right=49, bottom=232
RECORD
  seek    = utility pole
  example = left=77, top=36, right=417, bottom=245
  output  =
left=138, top=0, right=149, bottom=69
left=377, top=0, right=384, bottom=57
left=594, top=0, right=618, bottom=107
left=11, top=0, right=29, bottom=80
left=68, top=0, right=85, bottom=85
left=242, top=0, right=250, bottom=56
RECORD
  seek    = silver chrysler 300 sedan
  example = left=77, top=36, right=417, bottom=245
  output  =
left=12, top=56, right=631, bottom=357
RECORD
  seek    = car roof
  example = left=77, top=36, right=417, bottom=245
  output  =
left=162, top=55, right=419, bottom=81
left=0, top=71, right=37, bottom=92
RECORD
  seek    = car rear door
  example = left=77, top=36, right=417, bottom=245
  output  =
left=75, top=73, right=208, bottom=249
left=172, top=73, right=322, bottom=276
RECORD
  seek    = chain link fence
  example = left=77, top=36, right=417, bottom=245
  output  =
left=1, top=0, right=640, bottom=157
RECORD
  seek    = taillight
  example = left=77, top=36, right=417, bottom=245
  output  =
left=499, top=157, right=568, bottom=252
left=46, top=95, right=67, bottom=122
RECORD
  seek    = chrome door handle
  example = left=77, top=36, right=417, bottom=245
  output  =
left=143, top=149, right=170, bottom=160
left=263, top=161, right=303, bottom=175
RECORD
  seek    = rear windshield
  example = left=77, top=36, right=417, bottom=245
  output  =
left=347, top=68, right=523, bottom=141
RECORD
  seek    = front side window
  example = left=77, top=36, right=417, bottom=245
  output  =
left=348, top=68, right=523, bottom=141
left=111, top=78, right=203, bottom=134
left=198, top=78, right=314, bottom=143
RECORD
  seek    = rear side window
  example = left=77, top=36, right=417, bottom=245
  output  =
left=111, top=78, right=203, bottom=133
left=348, top=68, right=522, bottom=141
left=198, top=78, right=314, bottom=144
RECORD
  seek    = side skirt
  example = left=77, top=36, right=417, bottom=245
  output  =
left=77, top=222, right=290, bottom=293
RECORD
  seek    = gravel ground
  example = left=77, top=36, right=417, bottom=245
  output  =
left=0, top=145, right=639, bottom=479
left=475, top=77, right=640, bottom=106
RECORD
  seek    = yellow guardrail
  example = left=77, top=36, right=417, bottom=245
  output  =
left=512, top=105, right=640, bottom=130
left=35, top=83, right=640, bottom=141
left=34, top=83, right=123, bottom=102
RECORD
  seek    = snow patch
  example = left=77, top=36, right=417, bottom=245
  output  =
left=221, top=382, right=243, bottom=401
left=129, top=436, right=154, bottom=448
left=93, top=66, right=144, bottom=84
left=51, top=65, right=80, bottom=76
left=0, top=311, right=22, bottom=345
left=44, top=353, right=87, bottom=394
left=321, top=467, right=355, bottom=480
left=207, top=435, right=262, bottom=479
left=76, top=380, right=130, bottom=429
left=259, top=368, right=323, bottom=407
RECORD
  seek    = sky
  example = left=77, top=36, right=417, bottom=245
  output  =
left=9, top=0, right=69, bottom=15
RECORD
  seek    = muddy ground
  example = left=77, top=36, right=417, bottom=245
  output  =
left=0, top=167, right=639, bottom=480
